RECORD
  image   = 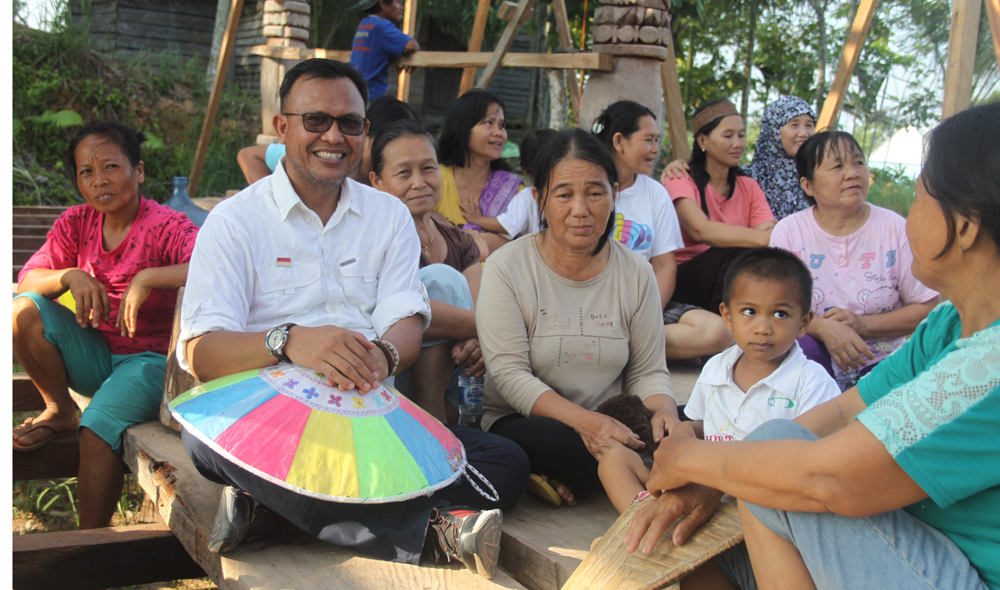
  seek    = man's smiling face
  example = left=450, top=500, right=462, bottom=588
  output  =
left=277, top=75, right=367, bottom=197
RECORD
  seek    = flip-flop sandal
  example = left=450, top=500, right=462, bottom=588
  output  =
left=12, top=417, right=77, bottom=452
left=526, top=473, right=563, bottom=506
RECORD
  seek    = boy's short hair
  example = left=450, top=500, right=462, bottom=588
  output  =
left=519, top=128, right=558, bottom=178
left=722, top=247, right=813, bottom=313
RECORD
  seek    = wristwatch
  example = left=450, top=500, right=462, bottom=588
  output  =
left=371, top=338, right=399, bottom=376
left=265, top=323, right=296, bottom=363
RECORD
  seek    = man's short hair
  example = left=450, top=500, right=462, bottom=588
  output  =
left=279, top=59, right=369, bottom=112
left=722, top=247, right=813, bottom=313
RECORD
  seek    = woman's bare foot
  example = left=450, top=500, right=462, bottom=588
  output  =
left=538, top=474, right=577, bottom=506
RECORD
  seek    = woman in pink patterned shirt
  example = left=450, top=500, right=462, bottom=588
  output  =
left=13, top=121, right=198, bottom=528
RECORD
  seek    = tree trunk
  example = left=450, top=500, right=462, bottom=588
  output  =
left=740, top=0, right=759, bottom=119
left=684, top=26, right=695, bottom=106
left=811, top=0, right=829, bottom=113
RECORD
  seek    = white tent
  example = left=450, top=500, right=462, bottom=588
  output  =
left=868, top=126, right=926, bottom=178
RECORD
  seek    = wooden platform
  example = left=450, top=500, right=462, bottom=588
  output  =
left=119, top=364, right=708, bottom=590
left=122, top=420, right=529, bottom=590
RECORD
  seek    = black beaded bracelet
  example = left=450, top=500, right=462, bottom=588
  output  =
left=371, top=338, right=399, bottom=377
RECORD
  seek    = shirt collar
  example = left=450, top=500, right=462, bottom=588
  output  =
left=699, top=341, right=806, bottom=392
left=270, top=158, right=362, bottom=223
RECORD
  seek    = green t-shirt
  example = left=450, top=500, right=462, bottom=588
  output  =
left=857, top=302, right=1000, bottom=589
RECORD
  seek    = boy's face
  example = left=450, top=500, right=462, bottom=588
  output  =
left=720, top=276, right=813, bottom=367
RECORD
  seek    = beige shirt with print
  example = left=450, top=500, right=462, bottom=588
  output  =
left=478, top=236, right=674, bottom=431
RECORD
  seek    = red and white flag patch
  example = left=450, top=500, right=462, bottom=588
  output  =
left=276, top=257, right=291, bottom=267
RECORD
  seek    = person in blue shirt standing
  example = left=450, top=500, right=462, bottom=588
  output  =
left=350, top=0, right=419, bottom=101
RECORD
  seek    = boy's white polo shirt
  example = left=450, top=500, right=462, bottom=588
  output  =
left=684, top=342, right=841, bottom=441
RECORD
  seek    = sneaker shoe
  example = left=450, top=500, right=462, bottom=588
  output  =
left=207, top=486, right=292, bottom=553
left=427, top=506, right=502, bottom=579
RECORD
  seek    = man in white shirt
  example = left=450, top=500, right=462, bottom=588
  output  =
left=178, top=59, right=527, bottom=578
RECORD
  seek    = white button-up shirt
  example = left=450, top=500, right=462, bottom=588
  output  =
left=177, top=160, right=431, bottom=372
left=684, top=342, right=841, bottom=441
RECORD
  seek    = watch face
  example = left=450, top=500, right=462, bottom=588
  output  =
left=266, top=327, right=284, bottom=351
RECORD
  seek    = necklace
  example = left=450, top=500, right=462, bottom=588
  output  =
left=420, top=228, right=435, bottom=257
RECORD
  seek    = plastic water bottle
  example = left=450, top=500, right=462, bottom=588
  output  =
left=457, top=374, right=484, bottom=427
left=164, top=176, right=209, bottom=227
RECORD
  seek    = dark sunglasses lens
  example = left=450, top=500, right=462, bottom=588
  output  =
left=338, top=117, right=365, bottom=136
left=302, top=114, right=333, bottom=133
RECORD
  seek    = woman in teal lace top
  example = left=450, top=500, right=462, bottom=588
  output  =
left=625, top=102, right=1000, bottom=589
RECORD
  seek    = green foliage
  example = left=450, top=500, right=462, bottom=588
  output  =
left=868, top=165, right=916, bottom=216
left=13, top=5, right=260, bottom=206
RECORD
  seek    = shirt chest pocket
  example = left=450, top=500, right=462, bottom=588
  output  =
left=255, top=261, right=322, bottom=307
left=338, top=257, right=380, bottom=310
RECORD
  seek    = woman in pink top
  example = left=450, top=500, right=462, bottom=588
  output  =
left=662, top=99, right=775, bottom=313
left=770, top=131, right=938, bottom=389
left=12, top=121, right=198, bottom=528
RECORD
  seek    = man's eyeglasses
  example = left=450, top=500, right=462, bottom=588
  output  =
left=283, top=113, right=368, bottom=136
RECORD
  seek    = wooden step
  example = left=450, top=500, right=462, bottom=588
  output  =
left=13, top=206, right=70, bottom=215
left=14, top=236, right=46, bottom=251
left=13, top=213, right=65, bottom=227
left=123, top=421, right=529, bottom=590
left=12, top=225, right=54, bottom=236
left=13, top=523, right=206, bottom=590
left=13, top=434, right=81, bottom=481
left=14, top=250, right=35, bottom=266
left=14, top=373, right=45, bottom=412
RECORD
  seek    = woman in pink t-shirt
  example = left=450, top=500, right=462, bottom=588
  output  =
left=770, top=131, right=938, bottom=389
left=662, top=99, right=775, bottom=313
left=12, top=121, right=198, bottom=529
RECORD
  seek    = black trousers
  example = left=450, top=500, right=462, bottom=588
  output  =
left=488, top=414, right=603, bottom=493
left=182, top=424, right=529, bottom=564
left=673, top=247, right=749, bottom=314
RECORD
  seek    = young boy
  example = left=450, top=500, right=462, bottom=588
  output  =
left=598, top=247, right=841, bottom=512
left=350, top=0, right=419, bottom=101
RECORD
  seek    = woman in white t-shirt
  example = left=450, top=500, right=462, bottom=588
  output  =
left=592, top=101, right=731, bottom=361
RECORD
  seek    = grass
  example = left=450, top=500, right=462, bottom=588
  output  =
left=13, top=4, right=260, bottom=206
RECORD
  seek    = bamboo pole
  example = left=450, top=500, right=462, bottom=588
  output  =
left=396, top=0, right=418, bottom=102
left=475, top=0, right=535, bottom=89
left=459, top=0, right=492, bottom=96
left=942, top=0, right=983, bottom=117
left=661, top=39, right=690, bottom=161
left=189, top=0, right=244, bottom=197
left=816, top=0, right=879, bottom=130
left=251, top=46, right=613, bottom=70
left=552, top=0, right=582, bottom=123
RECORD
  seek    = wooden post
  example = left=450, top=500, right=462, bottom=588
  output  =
left=942, top=0, right=984, bottom=117
left=396, top=0, right=418, bottom=102
left=661, top=40, right=689, bottom=160
left=816, top=0, right=879, bottom=130
left=987, top=0, right=1000, bottom=74
left=258, top=0, right=310, bottom=144
left=475, top=0, right=535, bottom=89
left=459, top=0, right=492, bottom=96
left=188, top=0, right=244, bottom=198
left=552, top=0, right=582, bottom=123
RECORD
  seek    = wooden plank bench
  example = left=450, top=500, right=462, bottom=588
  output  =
left=13, top=206, right=67, bottom=282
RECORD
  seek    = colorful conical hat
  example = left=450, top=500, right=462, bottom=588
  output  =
left=169, top=363, right=466, bottom=503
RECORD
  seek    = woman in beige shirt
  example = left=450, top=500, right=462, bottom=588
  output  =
left=477, top=129, right=679, bottom=505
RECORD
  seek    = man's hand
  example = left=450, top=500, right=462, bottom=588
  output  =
left=117, top=268, right=154, bottom=338
left=284, top=326, right=380, bottom=392
left=625, top=484, right=724, bottom=553
left=62, top=269, right=110, bottom=329
left=452, top=337, right=485, bottom=378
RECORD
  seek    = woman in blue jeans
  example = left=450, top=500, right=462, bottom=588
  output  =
left=625, top=103, right=1000, bottom=589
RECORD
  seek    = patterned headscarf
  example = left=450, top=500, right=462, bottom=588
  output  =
left=745, top=96, right=817, bottom=221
